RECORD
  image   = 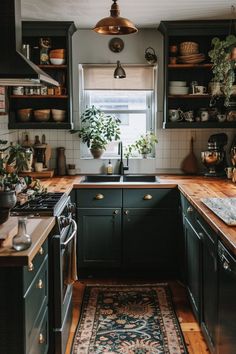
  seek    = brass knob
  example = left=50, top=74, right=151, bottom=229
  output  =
left=37, top=279, right=43, bottom=289
left=187, top=206, right=193, bottom=213
left=95, top=193, right=104, bottom=200
left=124, top=210, right=129, bottom=215
left=28, top=262, right=34, bottom=272
left=143, top=194, right=152, bottom=200
left=39, top=247, right=44, bottom=255
left=223, top=261, right=229, bottom=270
left=114, top=210, right=119, bottom=215
left=39, top=333, right=45, bottom=344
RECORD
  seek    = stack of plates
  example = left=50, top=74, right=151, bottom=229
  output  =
left=178, top=53, right=205, bottom=64
left=169, top=81, right=189, bottom=95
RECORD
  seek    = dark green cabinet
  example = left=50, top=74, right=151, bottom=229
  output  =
left=77, top=208, right=122, bottom=268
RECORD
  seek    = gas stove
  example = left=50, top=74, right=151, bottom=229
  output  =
left=10, top=192, right=69, bottom=217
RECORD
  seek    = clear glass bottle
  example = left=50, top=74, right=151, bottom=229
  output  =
left=12, top=218, right=32, bottom=251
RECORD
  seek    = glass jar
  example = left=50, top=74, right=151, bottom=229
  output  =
left=12, top=218, right=32, bottom=251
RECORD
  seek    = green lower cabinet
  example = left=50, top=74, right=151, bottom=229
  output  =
left=184, top=217, right=202, bottom=322
left=123, top=208, right=178, bottom=273
left=77, top=208, right=122, bottom=268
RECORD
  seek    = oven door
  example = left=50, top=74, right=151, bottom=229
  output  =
left=50, top=218, right=77, bottom=354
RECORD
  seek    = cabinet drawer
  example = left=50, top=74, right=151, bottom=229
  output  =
left=28, top=306, right=49, bottom=354
left=77, top=189, right=122, bottom=207
left=23, top=240, right=48, bottom=294
left=123, top=188, right=178, bottom=208
left=25, top=257, right=48, bottom=343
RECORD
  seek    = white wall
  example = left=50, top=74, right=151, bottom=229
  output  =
left=6, top=29, right=236, bottom=174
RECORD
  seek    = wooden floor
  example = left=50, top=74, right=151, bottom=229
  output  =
left=65, top=279, right=209, bottom=354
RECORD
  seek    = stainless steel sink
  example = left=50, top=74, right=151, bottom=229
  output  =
left=122, top=175, right=159, bottom=183
left=81, top=175, right=121, bottom=183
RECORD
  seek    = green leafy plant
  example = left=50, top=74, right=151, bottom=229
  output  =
left=6, top=144, right=30, bottom=172
left=208, top=35, right=236, bottom=106
left=125, top=132, right=158, bottom=158
left=71, top=106, right=121, bottom=155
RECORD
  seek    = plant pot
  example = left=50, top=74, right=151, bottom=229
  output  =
left=0, top=190, right=17, bottom=225
left=90, top=148, right=104, bottom=159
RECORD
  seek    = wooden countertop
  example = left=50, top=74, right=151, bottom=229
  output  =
left=0, top=216, right=55, bottom=266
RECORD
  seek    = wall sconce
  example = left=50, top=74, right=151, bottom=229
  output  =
left=93, top=0, right=138, bottom=35
left=114, top=61, right=126, bottom=79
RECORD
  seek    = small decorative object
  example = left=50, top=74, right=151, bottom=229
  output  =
left=145, top=47, right=157, bottom=64
left=126, top=132, right=158, bottom=158
left=57, top=147, right=67, bottom=175
left=114, top=61, right=126, bottom=78
left=12, top=218, right=32, bottom=251
left=70, top=106, right=120, bottom=159
left=39, top=37, right=51, bottom=65
left=109, top=37, right=124, bottom=52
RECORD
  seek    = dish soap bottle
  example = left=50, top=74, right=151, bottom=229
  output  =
left=106, top=160, right=113, bottom=175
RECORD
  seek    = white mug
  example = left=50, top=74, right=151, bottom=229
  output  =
left=168, top=109, right=183, bottom=122
left=34, top=162, right=43, bottom=172
left=225, top=167, right=233, bottom=179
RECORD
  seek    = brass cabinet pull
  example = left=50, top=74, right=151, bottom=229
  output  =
left=28, top=262, right=34, bottom=272
left=39, top=333, right=45, bottom=344
left=113, top=210, right=119, bottom=215
left=124, top=210, right=129, bottom=215
left=187, top=206, right=193, bottom=213
left=38, top=247, right=44, bottom=255
left=143, top=194, right=152, bottom=200
left=95, top=193, right=104, bottom=200
left=37, top=279, right=43, bottom=289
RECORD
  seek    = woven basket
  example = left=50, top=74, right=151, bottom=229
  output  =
left=179, top=42, right=199, bottom=55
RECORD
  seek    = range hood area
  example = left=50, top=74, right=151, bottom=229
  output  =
left=0, top=0, right=58, bottom=86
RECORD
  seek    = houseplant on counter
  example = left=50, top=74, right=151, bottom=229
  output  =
left=71, top=105, right=121, bottom=158
left=125, top=132, right=158, bottom=158
left=208, top=35, right=236, bottom=106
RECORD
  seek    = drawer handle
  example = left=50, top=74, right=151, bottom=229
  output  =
left=124, top=210, right=129, bottom=215
left=37, top=279, right=43, bottom=289
left=143, top=194, right=152, bottom=200
left=28, top=262, right=34, bottom=272
left=39, top=333, right=45, bottom=344
left=113, top=210, right=119, bottom=215
left=187, top=206, right=193, bottom=213
left=95, top=193, right=104, bottom=200
left=38, top=247, right=44, bottom=255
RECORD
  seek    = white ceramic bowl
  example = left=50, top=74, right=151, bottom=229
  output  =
left=50, top=58, right=65, bottom=65
left=169, top=81, right=187, bottom=87
left=169, top=86, right=189, bottom=95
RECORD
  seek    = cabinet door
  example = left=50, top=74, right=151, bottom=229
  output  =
left=77, top=208, right=121, bottom=268
left=184, top=217, right=202, bottom=322
left=200, top=222, right=217, bottom=351
left=123, top=208, right=178, bottom=273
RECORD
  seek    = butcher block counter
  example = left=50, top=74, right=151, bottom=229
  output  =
left=0, top=216, right=55, bottom=266
left=41, top=175, right=236, bottom=254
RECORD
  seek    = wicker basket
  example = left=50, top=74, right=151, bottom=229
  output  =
left=179, top=42, right=199, bottom=55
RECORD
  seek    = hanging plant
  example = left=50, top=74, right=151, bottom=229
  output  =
left=208, top=35, right=236, bottom=106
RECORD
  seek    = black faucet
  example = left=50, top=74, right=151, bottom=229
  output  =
left=118, top=142, right=129, bottom=175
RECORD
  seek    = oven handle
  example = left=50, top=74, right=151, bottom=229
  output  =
left=61, top=219, right=77, bottom=249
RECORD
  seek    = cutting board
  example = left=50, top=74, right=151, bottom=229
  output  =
left=181, top=137, right=198, bottom=174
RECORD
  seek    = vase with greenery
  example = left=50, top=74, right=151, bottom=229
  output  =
left=208, top=35, right=236, bottom=106
left=71, top=105, right=121, bottom=158
left=125, top=132, right=158, bottom=158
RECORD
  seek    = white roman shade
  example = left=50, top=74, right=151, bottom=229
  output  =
left=82, top=65, right=155, bottom=90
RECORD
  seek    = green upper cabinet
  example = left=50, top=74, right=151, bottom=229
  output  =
left=8, top=21, right=76, bottom=130
left=158, top=20, right=236, bottom=129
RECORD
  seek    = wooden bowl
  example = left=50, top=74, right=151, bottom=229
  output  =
left=17, top=108, right=33, bottom=122
left=34, top=109, right=51, bottom=122
left=51, top=109, right=66, bottom=122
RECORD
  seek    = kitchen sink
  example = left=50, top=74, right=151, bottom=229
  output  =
left=122, top=175, right=159, bottom=183
left=81, top=175, right=121, bottom=183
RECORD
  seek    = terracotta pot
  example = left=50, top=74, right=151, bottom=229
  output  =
left=90, top=148, right=104, bottom=159
left=0, top=190, right=17, bottom=225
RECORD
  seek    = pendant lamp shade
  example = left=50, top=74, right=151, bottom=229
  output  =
left=93, top=0, right=138, bottom=35
left=114, top=61, right=126, bottom=79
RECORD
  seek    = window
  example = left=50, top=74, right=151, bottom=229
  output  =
left=80, top=65, right=157, bottom=158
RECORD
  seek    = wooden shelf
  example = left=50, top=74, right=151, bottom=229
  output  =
left=8, top=121, right=73, bottom=130
left=168, top=64, right=212, bottom=69
left=38, top=64, right=67, bottom=69
left=10, top=95, right=68, bottom=99
left=168, top=94, right=211, bottom=98
left=163, top=121, right=236, bottom=129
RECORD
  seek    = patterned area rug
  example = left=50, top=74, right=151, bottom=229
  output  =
left=71, top=284, right=188, bottom=354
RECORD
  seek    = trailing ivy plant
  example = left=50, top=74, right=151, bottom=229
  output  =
left=208, top=35, right=236, bottom=106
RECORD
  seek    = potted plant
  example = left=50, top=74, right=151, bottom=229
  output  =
left=125, top=132, right=158, bottom=158
left=71, top=106, right=121, bottom=158
left=208, top=35, right=236, bottom=106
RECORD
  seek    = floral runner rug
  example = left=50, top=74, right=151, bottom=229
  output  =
left=71, top=284, right=188, bottom=354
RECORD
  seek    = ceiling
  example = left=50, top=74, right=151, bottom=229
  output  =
left=21, top=0, right=235, bottom=29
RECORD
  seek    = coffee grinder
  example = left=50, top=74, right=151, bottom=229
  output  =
left=201, top=133, right=228, bottom=176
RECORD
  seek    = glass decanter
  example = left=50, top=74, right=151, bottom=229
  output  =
left=12, top=218, right=32, bottom=251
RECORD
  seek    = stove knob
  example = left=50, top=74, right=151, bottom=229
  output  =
left=68, top=203, right=76, bottom=214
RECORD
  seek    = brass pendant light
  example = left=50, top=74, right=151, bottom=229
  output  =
left=93, top=0, right=138, bottom=35
left=114, top=61, right=126, bottom=79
